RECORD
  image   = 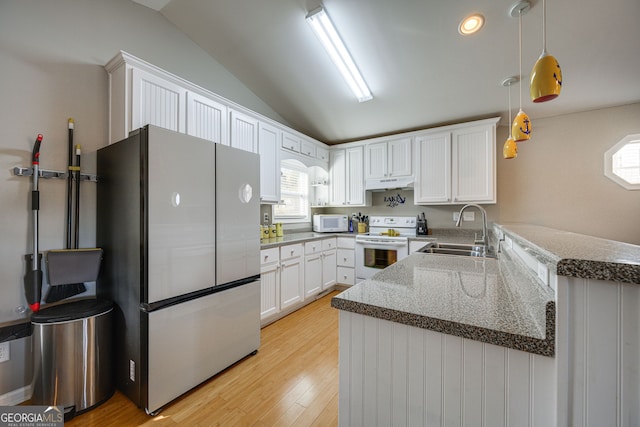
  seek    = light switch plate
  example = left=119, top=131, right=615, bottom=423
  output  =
left=453, top=212, right=460, bottom=221
left=0, top=342, right=9, bottom=363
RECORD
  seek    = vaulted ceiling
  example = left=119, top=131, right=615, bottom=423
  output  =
left=135, top=0, right=640, bottom=144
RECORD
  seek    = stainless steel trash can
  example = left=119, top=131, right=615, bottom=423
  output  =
left=31, top=298, right=114, bottom=419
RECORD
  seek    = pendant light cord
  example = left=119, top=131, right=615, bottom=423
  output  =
left=518, top=13, right=523, bottom=111
left=542, top=0, right=547, bottom=51
left=508, top=82, right=512, bottom=121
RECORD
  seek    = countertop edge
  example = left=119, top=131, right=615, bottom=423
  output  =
left=495, top=224, right=640, bottom=285
left=331, top=296, right=555, bottom=357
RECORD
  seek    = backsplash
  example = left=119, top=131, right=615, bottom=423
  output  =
left=262, top=189, right=499, bottom=233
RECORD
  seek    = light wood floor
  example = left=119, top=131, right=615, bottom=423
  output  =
left=67, top=291, right=340, bottom=427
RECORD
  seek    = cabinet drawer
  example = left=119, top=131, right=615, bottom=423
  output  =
left=337, top=237, right=355, bottom=249
left=305, top=240, right=323, bottom=255
left=300, top=140, right=316, bottom=157
left=322, top=238, right=337, bottom=251
left=261, top=248, right=280, bottom=265
left=337, top=249, right=355, bottom=267
left=337, top=266, right=355, bottom=286
left=280, top=243, right=303, bottom=260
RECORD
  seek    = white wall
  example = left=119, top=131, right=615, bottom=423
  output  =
left=496, top=103, right=640, bottom=245
left=0, top=0, right=288, bottom=400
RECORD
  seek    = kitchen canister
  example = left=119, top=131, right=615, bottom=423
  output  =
left=261, top=225, right=270, bottom=240
left=276, top=223, right=283, bottom=237
left=357, top=222, right=367, bottom=233
left=269, top=225, right=277, bottom=238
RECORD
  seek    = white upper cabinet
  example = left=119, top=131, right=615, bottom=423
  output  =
left=281, top=131, right=301, bottom=153
left=229, top=109, right=258, bottom=153
left=300, top=139, right=316, bottom=157
left=414, top=118, right=498, bottom=205
left=330, top=149, right=346, bottom=206
left=131, top=68, right=187, bottom=138
left=452, top=124, right=495, bottom=203
left=186, top=91, right=227, bottom=144
left=316, top=146, right=329, bottom=162
left=414, top=132, right=451, bottom=204
left=258, top=121, right=281, bottom=204
left=330, top=146, right=367, bottom=206
left=364, top=137, right=412, bottom=180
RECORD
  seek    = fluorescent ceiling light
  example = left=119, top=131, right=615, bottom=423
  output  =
left=306, top=6, right=373, bottom=102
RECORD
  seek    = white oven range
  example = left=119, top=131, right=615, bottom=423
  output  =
left=355, top=216, right=417, bottom=282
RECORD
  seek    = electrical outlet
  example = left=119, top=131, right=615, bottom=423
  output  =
left=263, top=212, right=269, bottom=224
left=453, top=212, right=460, bottom=221
left=463, top=211, right=475, bottom=221
left=0, top=342, right=9, bottom=363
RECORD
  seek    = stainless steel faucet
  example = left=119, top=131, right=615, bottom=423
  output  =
left=455, top=203, right=489, bottom=252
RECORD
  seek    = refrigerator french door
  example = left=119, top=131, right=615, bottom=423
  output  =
left=97, top=125, right=260, bottom=414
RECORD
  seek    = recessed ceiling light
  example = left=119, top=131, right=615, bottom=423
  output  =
left=459, top=14, right=485, bottom=35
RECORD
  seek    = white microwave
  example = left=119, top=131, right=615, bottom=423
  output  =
left=313, top=214, right=349, bottom=232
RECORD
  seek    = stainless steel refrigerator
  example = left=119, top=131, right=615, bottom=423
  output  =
left=97, top=125, right=260, bottom=414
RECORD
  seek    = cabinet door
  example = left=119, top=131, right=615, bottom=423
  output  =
left=300, top=139, right=316, bottom=157
left=388, top=137, right=412, bottom=177
left=316, top=146, right=329, bottom=162
left=346, top=146, right=365, bottom=205
left=281, top=132, right=300, bottom=152
left=322, top=249, right=337, bottom=290
left=260, top=262, right=280, bottom=320
left=365, top=141, right=388, bottom=179
left=280, top=257, right=303, bottom=310
left=452, top=125, right=496, bottom=203
left=330, top=149, right=346, bottom=206
left=229, top=109, right=258, bottom=152
left=131, top=68, right=186, bottom=133
left=258, top=122, right=281, bottom=203
left=304, top=254, right=323, bottom=298
left=414, top=132, right=451, bottom=204
left=186, top=92, right=227, bottom=144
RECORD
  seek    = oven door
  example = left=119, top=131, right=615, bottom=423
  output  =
left=355, top=238, right=408, bottom=281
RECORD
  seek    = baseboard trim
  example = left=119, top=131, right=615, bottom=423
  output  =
left=0, top=384, right=32, bottom=406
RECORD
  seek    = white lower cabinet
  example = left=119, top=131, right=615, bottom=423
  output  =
left=305, top=238, right=337, bottom=298
left=260, top=244, right=303, bottom=325
left=259, top=248, right=280, bottom=321
left=336, top=237, right=356, bottom=286
left=321, top=238, right=337, bottom=290
left=279, top=244, right=304, bottom=311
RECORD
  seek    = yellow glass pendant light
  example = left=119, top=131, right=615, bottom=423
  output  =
left=511, top=2, right=532, bottom=142
left=502, top=77, right=518, bottom=159
left=530, top=0, right=562, bottom=102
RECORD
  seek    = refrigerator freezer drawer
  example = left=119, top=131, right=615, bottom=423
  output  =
left=145, top=281, right=260, bottom=413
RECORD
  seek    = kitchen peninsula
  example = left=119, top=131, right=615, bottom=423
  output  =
left=332, top=224, right=640, bottom=427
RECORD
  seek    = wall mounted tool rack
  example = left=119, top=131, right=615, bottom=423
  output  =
left=13, top=167, right=97, bottom=182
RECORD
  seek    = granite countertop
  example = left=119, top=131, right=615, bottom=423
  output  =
left=496, top=223, right=640, bottom=285
left=331, top=252, right=555, bottom=356
left=261, top=228, right=482, bottom=249
left=260, top=231, right=356, bottom=248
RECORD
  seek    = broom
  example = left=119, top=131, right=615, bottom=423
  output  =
left=44, top=119, right=91, bottom=303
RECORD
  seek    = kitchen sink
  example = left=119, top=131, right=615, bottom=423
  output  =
left=417, top=242, right=495, bottom=258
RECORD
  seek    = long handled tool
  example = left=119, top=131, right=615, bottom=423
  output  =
left=45, top=120, right=96, bottom=303
left=25, top=134, right=44, bottom=312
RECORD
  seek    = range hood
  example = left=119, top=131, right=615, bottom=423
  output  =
left=365, top=176, right=414, bottom=191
